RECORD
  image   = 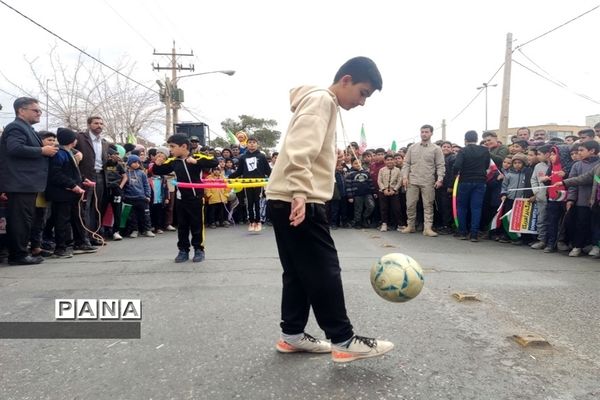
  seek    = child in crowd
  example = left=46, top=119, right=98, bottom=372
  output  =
left=152, top=134, right=218, bottom=263
left=148, top=159, right=169, bottom=235
left=540, top=145, right=571, bottom=253
left=104, top=147, right=128, bottom=240
left=123, top=155, right=154, bottom=239
left=346, top=158, right=376, bottom=229
left=223, top=158, right=235, bottom=178
left=45, top=128, right=93, bottom=257
left=377, top=154, right=402, bottom=232
left=205, top=169, right=230, bottom=228
left=229, top=136, right=271, bottom=232
left=564, top=141, right=600, bottom=256
left=499, top=153, right=529, bottom=243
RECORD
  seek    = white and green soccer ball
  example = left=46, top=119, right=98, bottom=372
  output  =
left=370, top=253, right=424, bottom=303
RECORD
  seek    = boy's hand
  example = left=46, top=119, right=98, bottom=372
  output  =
left=348, top=198, right=354, bottom=203
left=566, top=201, right=574, bottom=211
left=289, top=197, right=306, bottom=227
left=501, top=195, right=507, bottom=202
left=154, top=154, right=165, bottom=166
left=186, top=156, right=197, bottom=164
left=434, top=181, right=443, bottom=189
left=528, top=195, right=536, bottom=203
left=146, top=197, right=151, bottom=203
left=497, top=173, right=504, bottom=181
left=554, top=170, right=566, bottom=178
left=540, top=176, right=551, bottom=183
left=74, top=152, right=83, bottom=163
left=402, top=178, right=408, bottom=188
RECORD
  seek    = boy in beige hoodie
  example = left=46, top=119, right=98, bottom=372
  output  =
left=266, top=56, right=394, bottom=363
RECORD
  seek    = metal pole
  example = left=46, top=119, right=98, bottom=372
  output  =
left=171, top=42, right=178, bottom=130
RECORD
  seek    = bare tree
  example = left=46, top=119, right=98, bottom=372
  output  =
left=26, top=46, right=163, bottom=143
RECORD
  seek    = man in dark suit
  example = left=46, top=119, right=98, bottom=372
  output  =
left=0, top=97, right=58, bottom=265
left=75, top=116, right=109, bottom=243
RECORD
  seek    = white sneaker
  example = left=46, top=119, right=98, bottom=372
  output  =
left=568, top=247, right=582, bottom=257
left=248, top=223, right=256, bottom=232
left=380, top=223, right=387, bottom=232
left=112, top=232, right=123, bottom=241
left=142, top=231, right=156, bottom=238
left=165, top=225, right=176, bottom=231
left=275, top=333, right=331, bottom=354
left=129, top=231, right=138, bottom=238
left=331, top=335, right=394, bottom=363
left=589, top=245, right=600, bottom=257
left=255, top=222, right=262, bottom=232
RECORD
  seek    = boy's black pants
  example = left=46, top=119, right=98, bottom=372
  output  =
left=268, top=200, right=354, bottom=343
left=246, top=187, right=262, bottom=223
left=176, top=197, right=204, bottom=251
left=52, top=200, right=86, bottom=250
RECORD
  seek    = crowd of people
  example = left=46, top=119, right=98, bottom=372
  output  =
left=2, top=96, right=600, bottom=265
left=335, top=122, right=600, bottom=260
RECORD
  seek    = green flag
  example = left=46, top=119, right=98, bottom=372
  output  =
left=226, top=129, right=239, bottom=145
left=126, top=132, right=137, bottom=144
left=391, top=140, right=397, bottom=152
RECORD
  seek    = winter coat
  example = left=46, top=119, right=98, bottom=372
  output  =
left=566, top=156, right=600, bottom=207
left=45, top=147, right=82, bottom=202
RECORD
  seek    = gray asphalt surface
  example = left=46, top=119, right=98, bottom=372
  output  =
left=1, top=225, right=599, bottom=400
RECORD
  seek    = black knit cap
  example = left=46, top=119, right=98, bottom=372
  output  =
left=57, top=128, right=77, bottom=146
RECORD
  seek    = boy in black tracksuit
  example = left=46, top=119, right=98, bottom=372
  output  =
left=152, top=134, right=218, bottom=263
left=229, top=136, right=271, bottom=232
left=104, top=148, right=128, bottom=240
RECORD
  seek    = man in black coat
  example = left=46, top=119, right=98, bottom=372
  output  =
left=0, top=97, right=58, bottom=264
left=75, top=116, right=109, bottom=243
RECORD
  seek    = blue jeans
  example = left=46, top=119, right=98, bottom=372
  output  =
left=457, top=182, right=486, bottom=236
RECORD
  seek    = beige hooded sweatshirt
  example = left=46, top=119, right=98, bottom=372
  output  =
left=266, top=86, right=338, bottom=204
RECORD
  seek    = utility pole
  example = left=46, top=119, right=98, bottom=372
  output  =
left=498, top=33, right=513, bottom=141
left=152, top=41, right=194, bottom=137
left=441, top=119, right=446, bottom=141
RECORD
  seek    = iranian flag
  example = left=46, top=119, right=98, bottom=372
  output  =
left=501, top=209, right=521, bottom=240
left=486, top=159, right=499, bottom=182
left=489, top=200, right=505, bottom=230
left=359, top=124, right=367, bottom=154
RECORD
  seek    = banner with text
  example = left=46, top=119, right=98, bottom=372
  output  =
left=509, top=198, right=538, bottom=234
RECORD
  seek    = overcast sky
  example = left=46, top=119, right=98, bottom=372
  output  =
left=1, top=0, right=599, bottom=148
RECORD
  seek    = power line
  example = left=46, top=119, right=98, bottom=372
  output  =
left=512, top=59, right=600, bottom=105
left=0, top=0, right=158, bottom=94
left=101, top=0, right=156, bottom=50
left=515, top=4, right=600, bottom=50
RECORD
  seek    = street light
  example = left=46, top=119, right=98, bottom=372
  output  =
left=175, top=70, right=235, bottom=83
left=476, top=82, right=497, bottom=131
left=171, top=70, right=235, bottom=135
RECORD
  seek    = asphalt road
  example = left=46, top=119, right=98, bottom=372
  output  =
left=1, top=225, right=599, bottom=400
